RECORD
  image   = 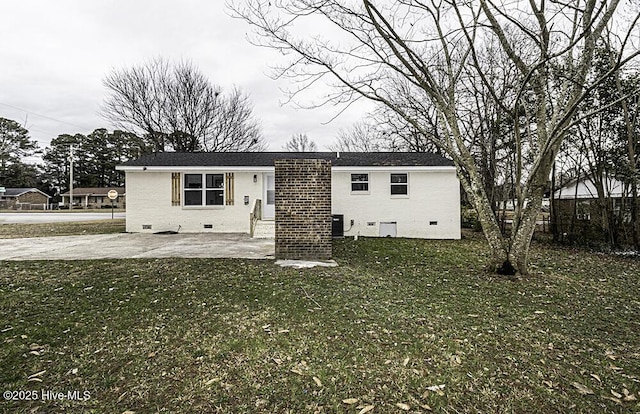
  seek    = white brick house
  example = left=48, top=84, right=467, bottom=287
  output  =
left=116, top=152, right=461, bottom=239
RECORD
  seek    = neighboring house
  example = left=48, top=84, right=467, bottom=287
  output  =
left=116, top=152, right=461, bottom=239
left=60, top=187, right=126, bottom=209
left=553, top=175, right=626, bottom=221
left=0, top=188, right=51, bottom=210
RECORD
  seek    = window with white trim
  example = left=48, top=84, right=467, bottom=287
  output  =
left=351, top=173, right=369, bottom=192
left=390, top=173, right=408, bottom=196
left=184, top=173, right=224, bottom=206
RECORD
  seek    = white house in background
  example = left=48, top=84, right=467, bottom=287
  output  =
left=553, top=175, right=626, bottom=200
left=116, top=152, right=461, bottom=239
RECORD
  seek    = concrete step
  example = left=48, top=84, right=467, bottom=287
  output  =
left=253, top=220, right=275, bottom=239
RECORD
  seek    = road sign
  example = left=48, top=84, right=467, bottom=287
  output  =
left=107, top=190, right=118, bottom=200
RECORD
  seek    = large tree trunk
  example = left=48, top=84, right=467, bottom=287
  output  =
left=509, top=189, right=544, bottom=275
left=496, top=153, right=553, bottom=275
left=456, top=145, right=552, bottom=276
left=465, top=183, right=541, bottom=276
left=456, top=167, right=533, bottom=276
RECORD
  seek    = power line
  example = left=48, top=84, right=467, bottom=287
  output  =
left=0, top=102, right=92, bottom=131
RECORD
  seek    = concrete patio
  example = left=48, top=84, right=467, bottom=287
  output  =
left=0, top=233, right=275, bottom=260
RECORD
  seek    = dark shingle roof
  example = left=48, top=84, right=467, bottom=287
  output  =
left=1, top=188, right=50, bottom=198
left=119, top=152, right=454, bottom=168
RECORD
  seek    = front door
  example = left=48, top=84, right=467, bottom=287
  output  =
left=263, top=173, right=275, bottom=220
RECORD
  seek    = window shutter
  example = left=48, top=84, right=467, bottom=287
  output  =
left=225, top=173, right=235, bottom=205
left=171, top=173, right=181, bottom=206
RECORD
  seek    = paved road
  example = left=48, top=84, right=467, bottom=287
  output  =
left=0, top=212, right=126, bottom=224
left=0, top=233, right=274, bottom=260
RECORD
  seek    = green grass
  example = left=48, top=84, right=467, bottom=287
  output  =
left=1, top=236, right=639, bottom=413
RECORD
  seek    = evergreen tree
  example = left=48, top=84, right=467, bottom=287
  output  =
left=0, top=117, right=38, bottom=183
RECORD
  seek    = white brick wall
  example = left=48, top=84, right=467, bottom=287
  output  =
left=125, top=171, right=263, bottom=233
left=124, top=167, right=460, bottom=239
left=331, top=170, right=461, bottom=239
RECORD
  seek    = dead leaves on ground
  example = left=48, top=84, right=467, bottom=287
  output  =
left=27, top=370, right=46, bottom=382
left=262, top=323, right=291, bottom=335
left=603, top=388, right=637, bottom=405
left=204, top=377, right=221, bottom=386
left=568, top=374, right=638, bottom=406
left=341, top=400, right=375, bottom=414
left=357, top=405, right=375, bottom=414
left=571, top=382, right=594, bottom=395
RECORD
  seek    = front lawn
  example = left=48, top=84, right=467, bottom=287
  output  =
left=1, top=236, right=638, bottom=413
left=0, top=219, right=125, bottom=239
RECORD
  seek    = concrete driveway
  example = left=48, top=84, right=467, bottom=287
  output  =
left=0, top=233, right=275, bottom=260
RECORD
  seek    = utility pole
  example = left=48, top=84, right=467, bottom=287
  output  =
left=69, top=145, right=74, bottom=209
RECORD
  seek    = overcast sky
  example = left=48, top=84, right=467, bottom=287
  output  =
left=0, top=1, right=373, bottom=158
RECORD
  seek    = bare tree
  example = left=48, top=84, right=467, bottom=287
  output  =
left=329, top=121, right=383, bottom=152
left=612, top=54, right=640, bottom=249
left=373, top=105, right=445, bottom=153
left=283, top=133, right=317, bottom=151
left=205, top=87, right=267, bottom=152
left=329, top=114, right=439, bottom=152
left=230, top=0, right=640, bottom=275
left=552, top=42, right=640, bottom=249
left=101, top=57, right=266, bottom=152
